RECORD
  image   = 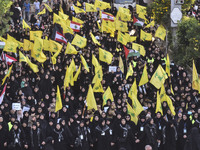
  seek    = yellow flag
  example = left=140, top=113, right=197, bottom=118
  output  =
left=160, top=84, right=167, bottom=102
left=73, top=5, right=85, bottom=14
left=65, top=42, right=78, bottom=55
left=116, top=20, right=128, bottom=32
left=92, top=54, right=100, bottom=68
left=170, top=84, right=174, bottom=95
left=85, top=3, right=97, bottom=12
left=155, top=25, right=166, bottom=41
left=99, top=48, right=113, bottom=64
left=94, top=0, right=111, bottom=10
left=150, top=65, right=168, bottom=89
left=23, top=39, right=31, bottom=51
left=68, top=58, right=76, bottom=72
left=80, top=55, right=90, bottom=72
left=136, top=4, right=147, bottom=20
left=72, top=17, right=84, bottom=24
left=139, top=64, right=148, bottom=86
left=51, top=43, right=63, bottom=65
left=19, top=51, right=27, bottom=63
left=31, top=38, right=46, bottom=63
left=145, top=20, right=155, bottom=28
left=192, top=60, right=200, bottom=93
left=86, top=85, right=98, bottom=110
left=2, top=65, right=13, bottom=85
left=43, top=39, right=50, bottom=51
left=59, top=11, right=69, bottom=20
left=130, top=94, right=144, bottom=116
left=55, top=85, right=63, bottom=112
left=3, top=40, right=18, bottom=53
left=103, top=86, right=114, bottom=106
left=126, top=63, right=133, bottom=80
left=166, top=95, right=176, bottom=116
left=117, top=31, right=128, bottom=46
left=93, top=79, right=104, bottom=93
left=49, top=40, right=63, bottom=53
left=77, top=1, right=82, bottom=6
left=7, top=34, right=23, bottom=48
left=116, top=7, right=131, bottom=22
left=44, top=3, right=53, bottom=12
left=22, top=20, right=31, bottom=30
left=64, top=66, right=71, bottom=88
left=53, top=13, right=63, bottom=25
left=127, top=102, right=138, bottom=125
left=119, top=56, right=124, bottom=73
left=128, top=80, right=137, bottom=98
left=92, top=66, right=103, bottom=83
left=155, top=91, right=163, bottom=115
left=37, top=8, right=46, bottom=15
left=71, top=34, right=87, bottom=48
left=0, top=36, right=6, bottom=42
left=166, top=54, right=170, bottom=76
left=30, top=31, right=43, bottom=41
left=63, top=26, right=74, bottom=35
left=60, top=4, right=64, bottom=13
left=130, top=36, right=137, bottom=42
left=132, top=43, right=146, bottom=56
left=74, top=64, right=81, bottom=81
left=101, top=20, right=115, bottom=36
left=140, top=30, right=152, bottom=41
left=90, top=32, right=101, bottom=46
left=26, top=57, right=39, bottom=73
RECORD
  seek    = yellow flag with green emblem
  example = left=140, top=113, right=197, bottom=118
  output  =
left=126, top=63, right=133, bottom=80
left=2, top=65, right=13, bottom=85
left=139, top=64, right=148, bottom=86
left=140, top=30, right=152, bottom=41
left=166, top=54, right=170, bottom=76
left=99, top=48, right=113, bottom=64
left=155, top=91, right=163, bottom=115
left=44, top=3, right=53, bottom=12
left=77, top=1, right=82, bottom=6
left=119, top=56, right=124, bottom=73
left=160, top=84, right=167, bottom=102
left=3, top=40, right=18, bottom=53
left=59, top=11, right=69, bottom=20
left=65, top=42, right=78, bottom=55
left=150, top=65, right=168, bottom=89
left=94, top=0, right=111, bottom=10
left=71, top=34, right=87, bottom=48
left=92, top=54, right=100, bottom=68
left=37, top=8, right=46, bottom=15
left=74, top=64, right=81, bottom=81
left=130, top=94, right=144, bottom=116
left=43, top=39, right=50, bottom=51
left=117, top=31, right=128, bottom=46
left=166, top=95, right=176, bottom=116
left=192, top=60, right=200, bottom=93
left=92, top=66, right=103, bottom=83
left=51, top=43, right=63, bottom=64
left=90, top=32, right=101, bottom=46
left=93, top=79, right=104, bottom=93
left=80, top=55, right=90, bottom=72
left=7, top=34, right=23, bottom=48
left=26, top=57, right=39, bottom=73
left=85, top=3, right=97, bottom=12
left=155, top=25, right=166, bottom=41
left=103, top=86, right=114, bottom=106
left=55, top=85, right=63, bottom=112
left=30, top=31, right=43, bottom=41
left=19, top=51, right=27, bottom=63
left=132, top=43, right=146, bottom=56
left=136, top=4, right=147, bottom=20
left=145, top=20, right=155, bottom=28
left=72, top=17, right=84, bottom=24
left=73, top=5, right=85, bottom=14
left=116, top=20, right=128, bottom=32
left=86, top=85, right=98, bottom=110
left=116, top=7, right=131, bottom=22
left=22, top=20, right=31, bottom=30
left=127, top=102, right=138, bottom=125
left=49, top=40, right=63, bottom=53
left=23, top=39, right=31, bottom=51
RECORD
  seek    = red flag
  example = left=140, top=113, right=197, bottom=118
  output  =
left=124, top=45, right=129, bottom=59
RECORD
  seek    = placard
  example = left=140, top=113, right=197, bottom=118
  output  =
left=12, top=103, right=21, bottom=110
left=109, top=66, right=117, bottom=72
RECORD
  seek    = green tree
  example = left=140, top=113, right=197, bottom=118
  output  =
left=0, top=0, right=13, bottom=36
left=172, top=17, right=200, bottom=67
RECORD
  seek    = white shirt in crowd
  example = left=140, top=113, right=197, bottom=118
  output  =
left=34, top=1, right=40, bottom=10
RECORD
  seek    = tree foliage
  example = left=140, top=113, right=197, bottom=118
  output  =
left=172, top=17, right=200, bottom=67
left=0, top=0, right=13, bottom=36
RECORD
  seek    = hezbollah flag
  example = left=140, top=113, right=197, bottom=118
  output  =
left=37, top=8, right=46, bottom=15
left=55, top=85, right=63, bottom=112
left=128, top=80, right=137, bottom=98
left=51, top=43, right=63, bottom=64
left=65, top=42, right=78, bottom=55
left=72, top=17, right=84, bottom=24
left=166, top=54, right=170, bottom=76
left=92, top=66, right=103, bottom=83
left=127, top=102, right=138, bottom=125
left=117, top=31, right=128, bottom=46
left=140, top=30, right=152, bottom=41
left=166, top=95, right=176, bottom=116
left=3, top=40, right=18, bottom=53
left=22, top=20, right=31, bottom=30
left=92, top=54, right=100, bottom=68
left=80, top=55, right=90, bottom=72
left=132, top=43, right=146, bottom=56
left=2, top=65, right=13, bottom=85
left=102, top=86, right=114, bottom=106
left=126, top=63, right=133, bottom=80
left=139, top=64, right=148, bottom=86
left=145, top=20, right=155, bottom=28
left=94, top=0, right=111, bottom=10
left=30, top=31, right=43, bottom=41
left=26, top=56, right=39, bottom=73
left=71, top=34, right=87, bottom=48
left=44, top=3, right=53, bottom=12
left=19, top=51, right=27, bottom=63
left=90, top=32, right=101, bottom=46
left=85, top=3, right=97, bottom=12
left=116, top=7, right=131, bottom=22
left=86, top=85, right=98, bottom=110
left=155, top=25, right=166, bottom=41
left=73, top=5, right=86, bottom=14
left=136, top=4, right=147, bottom=20
left=59, top=11, right=69, bottom=20
left=74, top=64, right=81, bottom=81
left=93, top=79, right=104, bottom=93
left=160, top=84, right=167, bottom=102
left=99, top=48, right=113, bottom=64
left=150, top=65, right=168, bottom=89
left=49, top=40, right=63, bottom=53
left=23, top=39, right=32, bottom=51
left=130, top=94, right=144, bottom=116
left=7, top=34, right=23, bottom=48
left=119, top=56, right=124, bottom=73
left=192, top=60, right=200, bottom=93
left=155, top=91, right=163, bottom=115
left=116, top=20, right=128, bottom=32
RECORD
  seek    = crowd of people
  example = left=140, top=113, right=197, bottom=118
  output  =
left=0, top=0, right=200, bottom=150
